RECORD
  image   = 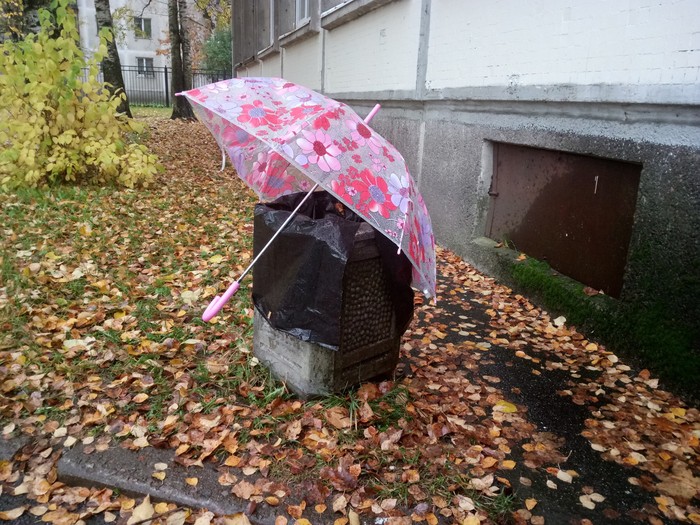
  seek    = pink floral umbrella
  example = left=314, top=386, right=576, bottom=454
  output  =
left=178, top=77, right=436, bottom=317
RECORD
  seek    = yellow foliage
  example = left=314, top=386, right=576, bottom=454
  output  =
left=0, top=0, right=161, bottom=190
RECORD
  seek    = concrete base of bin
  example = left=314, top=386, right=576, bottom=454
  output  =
left=253, top=309, right=400, bottom=398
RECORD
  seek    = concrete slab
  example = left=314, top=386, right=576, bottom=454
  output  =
left=56, top=444, right=276, bottom=524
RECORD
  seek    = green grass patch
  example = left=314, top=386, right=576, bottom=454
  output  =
left=510, top=257, right=700, bottom=400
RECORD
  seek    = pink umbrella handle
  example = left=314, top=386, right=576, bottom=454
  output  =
left=202, top=280, right=240, bottom=322
left=365, top=103, right=381, bottom=124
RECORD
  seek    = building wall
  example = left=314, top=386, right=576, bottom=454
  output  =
left=324, top=0, right=421, bottom=93
left=426, top=0, right=699, bottom=103
left=235, top=0, right=700, bottom=367
left=76, top=0, right=170, bottom=68
left=283, top=34, right=324, bottom=90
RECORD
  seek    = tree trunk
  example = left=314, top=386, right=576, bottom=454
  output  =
left=178, top=0, right=192, bottom=91
left=94, top=0, right=132, bottom=117
left=169, top=0, right=194, bottom=119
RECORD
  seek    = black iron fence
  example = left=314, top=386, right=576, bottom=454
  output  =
left=81, top=65, right=230, bottom=106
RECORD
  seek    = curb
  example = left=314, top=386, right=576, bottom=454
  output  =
left=2, top=436, right=278, bottom=525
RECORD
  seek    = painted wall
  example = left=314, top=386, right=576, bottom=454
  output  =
left=324, top=0, right=421, bottom=93
left=426, top=0, right=700, bottom=104
left=76, top=0, right=169, bottom=67
left=282, top=35, right=324, bottom=90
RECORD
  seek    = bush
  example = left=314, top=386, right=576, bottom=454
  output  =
left=201, top=26, right=232, bottom=74
left=0, top=0, right=161, bottom=190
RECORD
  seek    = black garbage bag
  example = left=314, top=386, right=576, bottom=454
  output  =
left=252, top=190, right=413, bottom=349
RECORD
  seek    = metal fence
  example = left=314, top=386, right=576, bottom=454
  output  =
left=81, top=65, right=230, bottom=106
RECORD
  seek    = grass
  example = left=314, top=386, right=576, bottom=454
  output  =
left=0, top=118, right=527, bottom=523
left=509, top=257, right=700, bottom=400
left=131, top=105, right=172, bottom=119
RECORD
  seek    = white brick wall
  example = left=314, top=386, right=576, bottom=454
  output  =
left=262, top=53, right=282, bottom=78
left=324, top=0, right=422, bottom=93
left=282, top=35, right=323, bottom=91
left=426, top=0, right=700, bottom=91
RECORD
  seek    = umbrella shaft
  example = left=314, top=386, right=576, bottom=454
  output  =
left=238, top=182, right=321, bottom=282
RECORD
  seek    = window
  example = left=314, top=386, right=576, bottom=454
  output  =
left=133, top=17, right=152, bottom=39
left=295, top=0, right=310, bottom=26
left=137, top=57, right=155, bottom=77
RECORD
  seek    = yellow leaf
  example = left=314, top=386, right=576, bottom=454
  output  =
left=462, top=517, right=480, bottom=525
left=155, top=502, right=170, bottom=513
left=525, top=498, right=537, bottom=510
left=493, top=400, right=517, bottom=413
left=185, top=477, right=199, bottom=487
left=501, top=460, right=516, bottom=470
left=670, top=407, right=686, bottom=418
left=0, top=507, right=26, bottom=520
left=152, top=471, right=166, bottom=481
left=133, top=393, right=149, bottom=404
left=221, top=514, right=251, bottom=525
left=209, top=254, right=224, bottom=264
left=294, top=520, right=312, bottom=525
left=127, top=495, right=154, bottom=525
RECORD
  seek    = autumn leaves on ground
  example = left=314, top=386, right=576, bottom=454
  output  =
left=1, top=113, right=698, bottom=525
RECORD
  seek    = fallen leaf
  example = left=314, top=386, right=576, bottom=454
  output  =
left=525, top=499, right=537, bottom=510
left=221, top=514, right=251, bottom=525
left=186, top=477, right=199, bottom=487
left=127, top=495, right=154, bottom=525
left=0, top=507, right=26, bottom=520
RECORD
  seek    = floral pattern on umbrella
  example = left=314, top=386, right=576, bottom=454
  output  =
left=179, top=77, right=436, bottom=298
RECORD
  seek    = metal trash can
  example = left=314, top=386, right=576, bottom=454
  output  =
left=252, top=191, right=413, bottom=398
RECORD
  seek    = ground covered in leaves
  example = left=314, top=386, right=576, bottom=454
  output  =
left=1, top=115, right=699, bottom=525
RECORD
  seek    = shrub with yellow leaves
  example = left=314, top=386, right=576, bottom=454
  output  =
left=0, top=0, right=160, bottom=190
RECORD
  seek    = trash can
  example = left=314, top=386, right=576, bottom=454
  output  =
left=252, top=191, right=414, bottom=398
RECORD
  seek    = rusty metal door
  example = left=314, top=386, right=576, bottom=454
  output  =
left=486, top=143, right=641, bottom=297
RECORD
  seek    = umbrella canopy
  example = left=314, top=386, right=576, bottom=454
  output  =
left=179, top=77, right=435, bottom=298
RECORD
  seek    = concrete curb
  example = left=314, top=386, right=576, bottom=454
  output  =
left=2, top=435, right=276, bottom=524
left=55, top=444, right=278, bottom=524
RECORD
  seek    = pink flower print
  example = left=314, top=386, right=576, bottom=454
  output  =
left=290, top=103, right=323, bottom=121
left=313, top=114, right=331, bottom=130
left=371, top=155, right=387, bottom=173
left=296, top=129, right=342, bottom=172
left=222, top=125, right=254, bottom=148
left=352, top=154, right=362, bottom=164
left=342, top=137, right=358, bottom=151
left=261, top=155, right=295, bottom=196
left=238, top=100, right=281, bottom=128
left=387, top=173, right=412, bottom=214
left=350, top=168, right=397, bottom=219
left=346, top=119, right=381, bottom=154
left=330, top=179, right=354, bottom=205
left=382, top=146, right=395, bottom=162
left=187, top=88, right=208, bottom=102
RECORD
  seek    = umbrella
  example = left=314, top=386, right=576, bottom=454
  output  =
left=177, top=77, right=436, bottom=320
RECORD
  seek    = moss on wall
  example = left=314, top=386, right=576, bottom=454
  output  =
left=507, top=257, right=699, bottom=402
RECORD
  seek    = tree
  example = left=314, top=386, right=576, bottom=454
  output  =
left=94, top=0, right=132, bottom=117
left=201, top=25, right=231, bottom=74
left=169, top=0, right=194, bottom=119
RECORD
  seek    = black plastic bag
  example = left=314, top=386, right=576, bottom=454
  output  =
left=252, top=191, right=413, bottom=349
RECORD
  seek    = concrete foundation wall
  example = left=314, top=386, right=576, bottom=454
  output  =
left=363, top=100, right=700, bottom=331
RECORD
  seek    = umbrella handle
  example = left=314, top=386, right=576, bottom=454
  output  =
left=202, top=280, right=240, bottom=322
